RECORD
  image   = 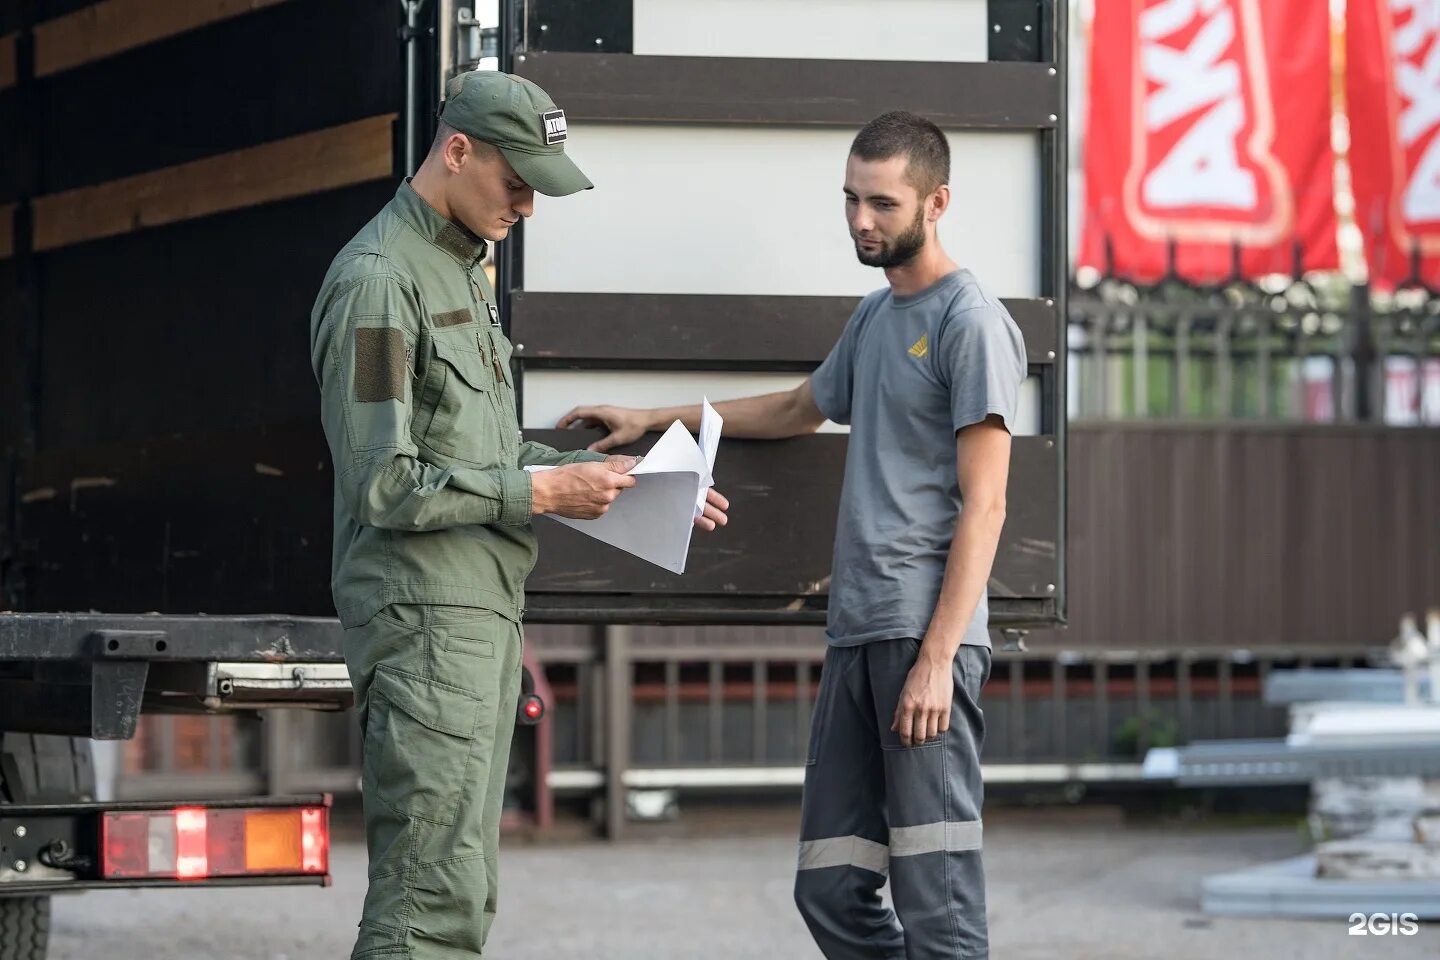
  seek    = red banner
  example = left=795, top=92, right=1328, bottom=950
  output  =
left=1078, top=0, right=1338, bottom=282
left=1347, top=0, right=1440, bottom=289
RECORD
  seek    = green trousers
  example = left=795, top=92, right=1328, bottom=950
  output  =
left=344, top=603, right=524, bottom=959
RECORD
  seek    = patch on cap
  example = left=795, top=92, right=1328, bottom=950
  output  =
left=542, top=109, right=568, bottom=145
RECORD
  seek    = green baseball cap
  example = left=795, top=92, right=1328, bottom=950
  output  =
left=437, top=71, right=593, bottom=197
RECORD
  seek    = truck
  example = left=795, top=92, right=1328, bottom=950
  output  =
left=0, top=1, right=1066, bottom=956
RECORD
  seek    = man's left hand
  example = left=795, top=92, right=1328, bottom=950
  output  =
left=891, top=653, right=954, bottom=747
left=695, top=487, right=729, bottom=532
left=605, top=456, right=729, bottom=531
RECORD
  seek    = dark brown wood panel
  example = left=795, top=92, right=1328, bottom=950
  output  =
left=1005, top=298, right=1061, bottom=364
left=16, top=419, right=1430, bottom=647
left=514, top=53, right=1060, bottom=129
left=30, top=0, right=399, bottom=194
left=29, top=114, right=393, bottom=253
left=996, top=435, right=1063, bottom=598
left=0, top=32, right=14, bottom=91
left=15, top=421, right=334, bottom=616
left=0, top=203, right=13, bottom=259
left=12, top=423, right=1058, bottom=625
left=525, top=430, right=844, bottom=598
left=32, top=0, right=292, bottom=79
left=37, top=180, right=395, bottom=449
left=511, top=293, right=1058, bottom=366
left=523, top=429, right=1060, bottom=604
left=1029, top=423, right=1440, bottom=651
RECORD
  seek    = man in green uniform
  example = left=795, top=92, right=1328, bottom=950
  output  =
left=310, top=71, right=728, bottom=959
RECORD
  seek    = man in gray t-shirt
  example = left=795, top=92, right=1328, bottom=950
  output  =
left=810, top=268, right=1024, bottom=653
left=560, top=111, right=1024, bottom=960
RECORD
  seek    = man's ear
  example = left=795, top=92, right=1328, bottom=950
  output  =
left=929, top=184, right=951, bottom=221
left=443, top=133, right=469, bottom=173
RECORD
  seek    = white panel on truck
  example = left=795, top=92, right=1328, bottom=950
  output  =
left=527, top=124, right=1041, bottom=298
left=633, top=0, right=991, bottom=62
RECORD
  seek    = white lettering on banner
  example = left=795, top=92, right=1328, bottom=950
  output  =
left=1397, top=41, right=1440, bottom=145
left=1392, top=1, right=1440, bottom=227
left=1139, top=0, right=1255, bottom=210
left=1392, top=0, right=1440, bottom=58
left=1121, top=0, right=1290, bottom=243
left=1140, top=0, right=1237, bottom=129
left=1139, top=0, right=1225, bottom=41
left=1404, top=140, right=1440, bottom=221
left=1145, top=97, right=1255, bottom=208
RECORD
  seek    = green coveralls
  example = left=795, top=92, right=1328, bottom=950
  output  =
left=310, top=180, right=605, bottom=959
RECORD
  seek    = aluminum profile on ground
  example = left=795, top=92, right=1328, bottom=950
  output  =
left=1144, top=739, right=1440, bottom=785
left=1202, top=855, right=1440, bottom=919
left=1262, top=669, right=1414, bottom=706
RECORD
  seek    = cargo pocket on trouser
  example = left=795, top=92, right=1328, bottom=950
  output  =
left=404, top=620, right=517, bottom=960
left=355, top=665, right=484, bottom=955
left=367, top=665, right=483, bottom=824
left=955, top=645, right=990, bottom=757
left=804, top=653, right=840, bottom=767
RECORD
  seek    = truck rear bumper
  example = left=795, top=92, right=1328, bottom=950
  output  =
left=0, top=795, right=332, bottom=894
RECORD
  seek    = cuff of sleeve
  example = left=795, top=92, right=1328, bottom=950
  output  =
left=575, top=451, right=609, bottom=464
left=499, top=469, right=534, bottom=525
left=810, top=389, right=847, bottom=427
left=953, top=405, right=1014, bottom=434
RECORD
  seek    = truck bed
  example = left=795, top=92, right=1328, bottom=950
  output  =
left=0, top=614, right=350, bottom=740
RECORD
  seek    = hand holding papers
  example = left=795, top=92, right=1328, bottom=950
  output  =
left=530, top=400, right=723, bottom=574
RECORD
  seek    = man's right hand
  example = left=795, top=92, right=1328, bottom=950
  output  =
left=530, top=460, right=638, bottom=518
left=556, top=405, right=650, bottom=453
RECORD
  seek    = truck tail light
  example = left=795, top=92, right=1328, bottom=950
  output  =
left=102, top=804, right=329, bottom=881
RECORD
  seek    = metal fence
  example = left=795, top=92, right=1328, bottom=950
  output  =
left=1069, top=275, right=1440, bottom=424
left=114, top=637, right=1389, bottom=835
left=114, top=709, right=360, bottom=802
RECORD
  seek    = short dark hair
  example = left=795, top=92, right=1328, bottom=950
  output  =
left=849, top=111, right=950, bottom=196
left=429, top=120, right=500, bottom=162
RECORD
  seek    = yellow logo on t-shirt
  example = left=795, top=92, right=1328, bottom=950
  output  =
left=907, top=333, right=929, bottom=359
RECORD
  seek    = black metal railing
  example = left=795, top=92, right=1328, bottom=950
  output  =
left=1068, top=268, right=1440, bottom=424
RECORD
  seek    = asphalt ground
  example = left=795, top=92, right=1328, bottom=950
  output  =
left=48, top=804, right=1440, bottom=959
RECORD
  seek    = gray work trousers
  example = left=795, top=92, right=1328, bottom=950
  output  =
left=794, top=639, right=991, bottom=960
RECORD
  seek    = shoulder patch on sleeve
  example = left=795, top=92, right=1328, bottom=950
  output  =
left=354, top=327, right=407, bottom=402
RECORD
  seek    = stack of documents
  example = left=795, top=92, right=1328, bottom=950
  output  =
left=527, top=399, right=722, bottom=574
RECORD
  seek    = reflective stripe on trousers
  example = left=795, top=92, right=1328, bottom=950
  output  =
left=797, top=819, right=984, bottom=876
left=793, top=639, right=992, bottom=960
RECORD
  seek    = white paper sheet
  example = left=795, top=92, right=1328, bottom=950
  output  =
left=695, top=398, right=722, bottom=516
left=528, top=399, right=723, bottom=574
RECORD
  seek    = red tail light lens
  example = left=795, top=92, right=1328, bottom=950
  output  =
left=174, top=807, right=208, bottom=879
left=102, top=805, right=329, bottom=880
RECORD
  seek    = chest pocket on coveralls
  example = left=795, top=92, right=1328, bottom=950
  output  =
left=423, top=336, right=499, bottom=465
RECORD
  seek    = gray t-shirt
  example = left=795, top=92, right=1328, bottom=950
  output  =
left=810, top=269, right=1026, bottom=648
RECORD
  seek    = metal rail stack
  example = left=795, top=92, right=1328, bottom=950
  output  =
left=1143, top=614, right=1440, bottom=919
